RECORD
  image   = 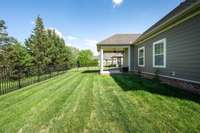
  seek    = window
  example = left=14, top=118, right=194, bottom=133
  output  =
left=153, top=38, right=166, bottom=68
left=138, top=46, right=145, bottom=67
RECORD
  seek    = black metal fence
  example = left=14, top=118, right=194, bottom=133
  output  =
left=0, top=65, right=68, bottom=95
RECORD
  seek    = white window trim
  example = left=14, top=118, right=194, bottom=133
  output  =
left=138, top=46, right=145, bottom=67
left=153, top=38, right=167, bottom=68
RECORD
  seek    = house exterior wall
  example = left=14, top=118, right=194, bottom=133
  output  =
left=133, top=14, right=200, bottom=83
left=123, top=48, right=128, bottom=67
left=130, top=45, right=134, bottom=71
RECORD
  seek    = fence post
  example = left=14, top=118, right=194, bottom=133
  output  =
left=18, top=67, right=21, bottom=89
left=37, top=65, right=40, bottom=82
left=0, top=67, right=2, bottom=95
left=56, top=65, right=58, bottom=75
left=50, top=66, right=52, bottom=78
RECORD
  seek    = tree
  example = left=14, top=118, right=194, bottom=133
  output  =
left=0, top=20, right=18, bottom=65
left=77, top=49, right=97, bottom=67
left=51, top=31, right=67, bottom=65
left=45, top=29, right=59, bottom=66
left=90, top=58, right=98, bottom=66
left=25, top=16, right=48, bottom=69
left=0, top=20, right=17, bottom=47
left=5, top=43, right=33, bottom=68
left=65, top=46, right=79, bottom=67
left=46, top=29, right=69, bottom=66
left=0, top=20, right=8, bottom=46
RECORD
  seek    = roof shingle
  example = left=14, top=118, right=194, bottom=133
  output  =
left=97, top=34, right=141, bottom=45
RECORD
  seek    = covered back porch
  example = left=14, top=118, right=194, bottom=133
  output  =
left=98, top=45, right=131, bottom=75
left=97, top=34, right=140, bottom=75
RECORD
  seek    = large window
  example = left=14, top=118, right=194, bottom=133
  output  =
left=153, top=38, right=166, bottom=68
left=138, top=46, right=145, bottom=67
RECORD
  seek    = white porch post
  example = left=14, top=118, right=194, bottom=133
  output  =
left=100, top=48, right=104, bottom=73
left=128, top=46, right=131, bottom=71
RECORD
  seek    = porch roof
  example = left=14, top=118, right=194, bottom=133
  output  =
left=97, top=33, right=140, bottom=51
left=97, top=34, right=140, bottom=46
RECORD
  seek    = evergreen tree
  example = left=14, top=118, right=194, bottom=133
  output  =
left=0, top=20, right=8, bottom=46
left=0, top=20, right=18, bottom=65
left=5, top=43, right=33, bottom=68
left=46, top=29, right=67, bottom=66
left=25, top=16, right=48, bottom=69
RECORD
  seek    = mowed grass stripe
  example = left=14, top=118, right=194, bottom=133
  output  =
left=0, top=72, right=79, bottom=129
left=107, top=76, right=158, bottom=132
left=47, top=73, right=95, bottom=133
left=106, top=76, right=156, bottom=132
left=80, top=75, right=126, bottom=133
left=85, top=74, right=116, bottom=133
left=16, top=72, right=85, bottom=133
left=0, top=72, right=81, bottom=132
left=82, top=74, right=100, bottom=132
left=101, top=76, right=136, bottom=132
left=97, top=76, right=133, bottom=133
left=67, top=73, right=94, bottom=132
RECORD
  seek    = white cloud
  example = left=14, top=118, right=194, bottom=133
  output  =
left=67, top=36, right=77, bottom=41
left=31, top=21, right=35, bottom=25
left=60, top=36, right=99, bottom=55
left=112, top=0, right=124, bottom=7
left=84, top=39, right=98, bottom=55
left=84, top=39, right=98, bottom=46
left=47, top=27, right=65, bottom=39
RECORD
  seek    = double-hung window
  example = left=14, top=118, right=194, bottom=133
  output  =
left=153, top=38, right=166, bottom=68
left=138, top=46, right=145, bottom=67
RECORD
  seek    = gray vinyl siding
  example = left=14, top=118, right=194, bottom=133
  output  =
left=130, top=45, right=134, bottom=70
left=134, top=14, right=200, bottom=82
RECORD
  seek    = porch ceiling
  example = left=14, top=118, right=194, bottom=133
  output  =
left=97, top=45, right=129, bottom=52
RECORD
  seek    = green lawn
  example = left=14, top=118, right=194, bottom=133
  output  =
left=0, top=70, right=200, bottom=133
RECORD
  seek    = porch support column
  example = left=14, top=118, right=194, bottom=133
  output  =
left=128, top=46, right=131, bottom=71
left=100, top=48, right=104, bottom=73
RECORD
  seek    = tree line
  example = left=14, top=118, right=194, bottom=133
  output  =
left=0, top=16, right=98, bottom=71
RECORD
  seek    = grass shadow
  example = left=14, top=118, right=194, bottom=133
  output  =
left=82, top=70, right=99, bottom=74
left=111, top=73, right=200, bottom=104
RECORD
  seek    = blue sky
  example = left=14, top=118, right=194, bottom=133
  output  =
left=0, top=0, right=182, bottom=54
